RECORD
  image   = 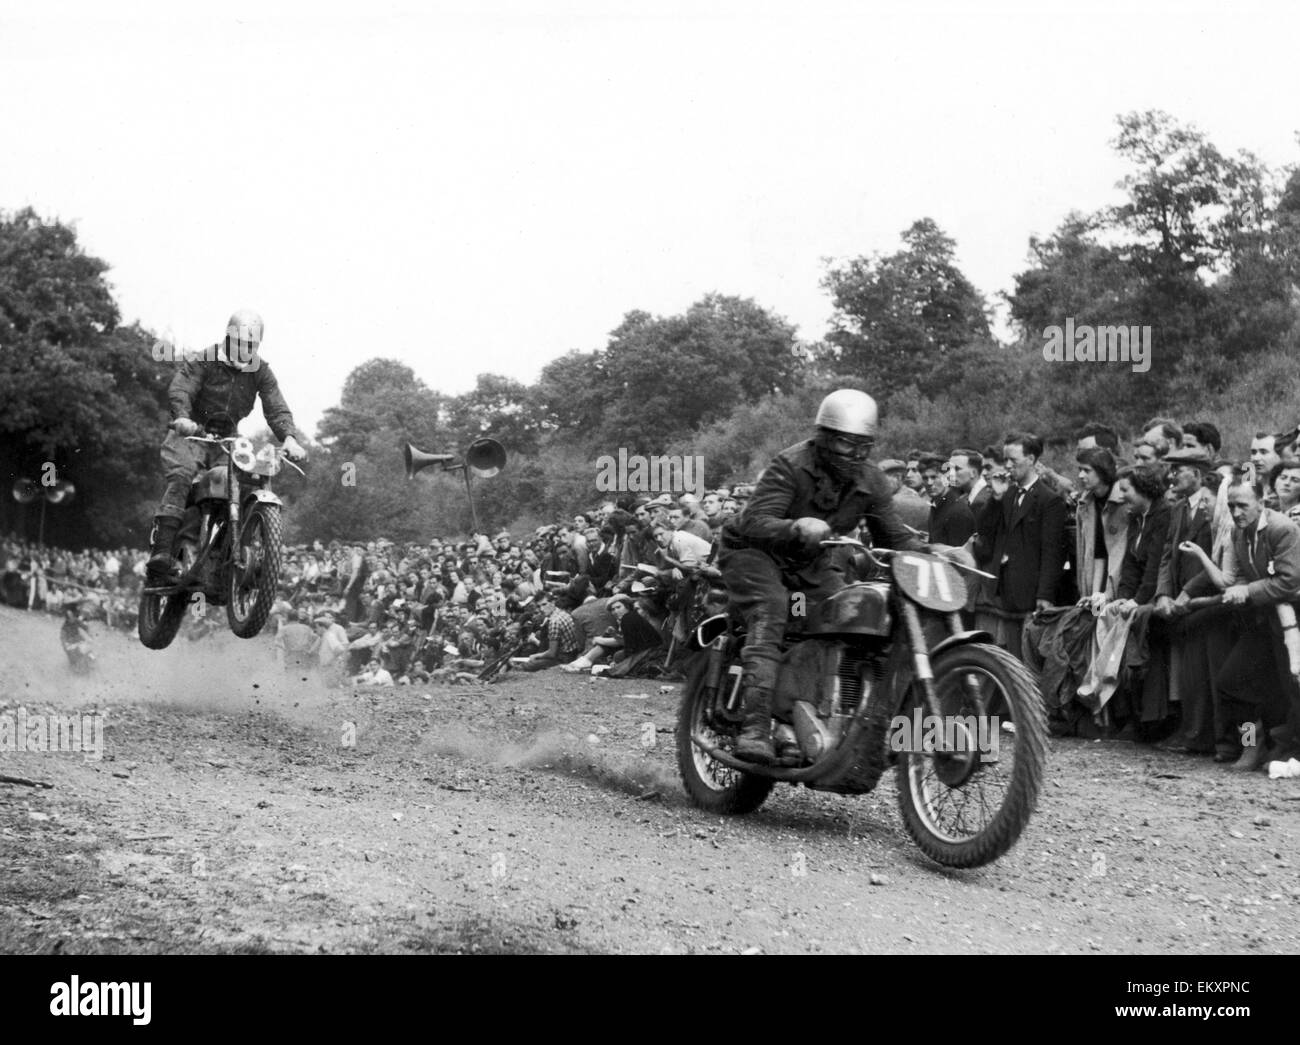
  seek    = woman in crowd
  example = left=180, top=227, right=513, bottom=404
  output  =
left=1110, top=464, right=1173, bottom=614
left=1075, top=446, right=1130, bottom=608
left=1269, top=457, right=1300, bottom=525
left=564, top=593, right=664, bottom=676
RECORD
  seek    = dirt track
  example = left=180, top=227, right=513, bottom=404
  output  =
left=1, top=605, right=1297, bottom=954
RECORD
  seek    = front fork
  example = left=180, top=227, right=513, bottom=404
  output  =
left=898, top=600, right=945, bottom=721
left=229, top=472, right=263, bottom=584
left=898, top=604, right=991, bottom=767
left=898, top=603, right=986, bottom=714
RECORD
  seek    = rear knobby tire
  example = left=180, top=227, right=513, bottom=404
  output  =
left=675, top=652, right=774, bottom=815
left=137, top=543, right=193, bottom=650
left=226, top=505, right=283, bottom=639
left=895, top=642, right=1047, bottom=868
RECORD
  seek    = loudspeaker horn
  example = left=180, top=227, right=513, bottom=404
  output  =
left=404, top=443, right=455, bottom=480
left=466, top=438, right=507, bottom=478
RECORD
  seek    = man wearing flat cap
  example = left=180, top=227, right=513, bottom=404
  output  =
left=1156, top=448, right=1219, bottom=616
left=1146, top=447, right=1223, bottom=750
left=879, top=459, right=932, bottom=535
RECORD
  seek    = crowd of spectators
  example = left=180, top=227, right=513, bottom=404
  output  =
left=8, top=414, right=1300, bottom=779
left=889, top=418, right=1300, bottom=779
left=1, top=538, right=144, bottom=628
left=261, top=488, right=749, bottom=686
left=1, top=485, right=754, bottom=690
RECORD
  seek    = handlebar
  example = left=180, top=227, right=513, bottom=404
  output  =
left=183, top=433, right=306, bottom=474
left=820, top=537, right=996, bottom=580
left=821, top=537, right=899, bottom=575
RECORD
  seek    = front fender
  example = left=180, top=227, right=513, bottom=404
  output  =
left=243, top=490, right=282, bottom=509
left=929, top=629, right=995, bottom=659
left=883, top=630, right=995, bottom=716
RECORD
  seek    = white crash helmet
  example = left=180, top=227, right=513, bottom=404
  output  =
left=224, top=309, right=264, bottom=369
left=227, top=308, right=264, bottom=346
left=815, top=389, right=878, bottom=438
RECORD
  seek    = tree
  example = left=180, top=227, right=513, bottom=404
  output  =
left=822, top=218, right=991, bottom=397
left=0, top=209, right=170, bottom=546
left=317, top=358, right=446, bottom=459
left=532, top=349, right=609, bottom=438
left=1004, top=112, right=1300, bottom=433
left=445, top=373, right=543, bottom=454
left=595, top=293, right=801, bottom=450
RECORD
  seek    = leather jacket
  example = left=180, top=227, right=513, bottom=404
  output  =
left=720, top=439, right=924, bottom=569
left=168, top=350, right=299, bottom=441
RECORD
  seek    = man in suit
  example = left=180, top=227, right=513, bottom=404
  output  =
left=1149, top=448, right=1221, bottom=749
left=974, top=432, right=1068, bottom=658
left=1184, top=480, right=1300, bottom=766
left=946, top=448, right=989, bottom=523
left=927, top=453, right=974, bottom=547
left=945, top=448, right=988, bottom=618
left=1155, top=450, right=1217, bottom=613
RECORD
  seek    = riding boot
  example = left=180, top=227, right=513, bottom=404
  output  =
left=1231, top=721, right=1269, bottom=772
left=146, top=515, right=182, bottom=581
left=735, top=684, right=775, bottom=764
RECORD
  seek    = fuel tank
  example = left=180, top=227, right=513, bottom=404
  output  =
left=193, top=465, right=230, bottom=502
left=802, top=581, right=892, bottom=638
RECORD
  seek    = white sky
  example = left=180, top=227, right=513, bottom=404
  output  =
left=2, top=0, right=1297, bottom=438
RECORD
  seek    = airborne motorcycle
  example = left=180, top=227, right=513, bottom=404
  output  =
left=138, top=433, right=302, bottom=650
left=676, top=540, right=1047, bottom=868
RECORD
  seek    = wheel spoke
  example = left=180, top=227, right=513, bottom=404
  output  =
left=908, top=663, right=1022, bottom=844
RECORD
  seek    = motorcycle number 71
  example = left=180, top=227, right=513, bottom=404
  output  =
left=891, top=553, right=967, bottom=612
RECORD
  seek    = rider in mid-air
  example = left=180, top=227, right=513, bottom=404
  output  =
left=145, top=310, right=307, bottom=583
left=716, top=389, right=926, bottom=764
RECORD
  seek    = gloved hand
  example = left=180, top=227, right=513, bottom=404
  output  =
left=282, top=436, right=307, bottom=461
left=171, top=418, right=200, bottom=436
left=792, top=516, right=832, bottom=552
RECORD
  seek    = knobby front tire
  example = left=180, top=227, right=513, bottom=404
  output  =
left=895, top=642, right=1047, bottom=868
left=226, top=505, right=284, bottom=639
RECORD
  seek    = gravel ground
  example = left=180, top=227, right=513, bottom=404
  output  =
left=1, top=605, right=1297, bottom=954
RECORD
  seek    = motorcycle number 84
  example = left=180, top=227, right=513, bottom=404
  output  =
left=891, top=553, right=967, bottom=612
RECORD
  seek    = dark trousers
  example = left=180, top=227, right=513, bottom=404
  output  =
left=1215, top=608, right=1297, bottom=740
left=718, top=547, right=846, bottom=692
left=157, top=430, right=222, bottom=521
left=1151, top=603, right=1235, bottom=746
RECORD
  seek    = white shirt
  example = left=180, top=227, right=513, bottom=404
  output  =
left=667, top=530, right=713, bottom=565
left=317, top=623, right=350, bottom=665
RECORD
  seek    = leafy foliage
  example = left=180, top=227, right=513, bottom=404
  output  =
left=822, top=218, right=992, bottom=397
left=0, top=209, right=170, bottom=546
